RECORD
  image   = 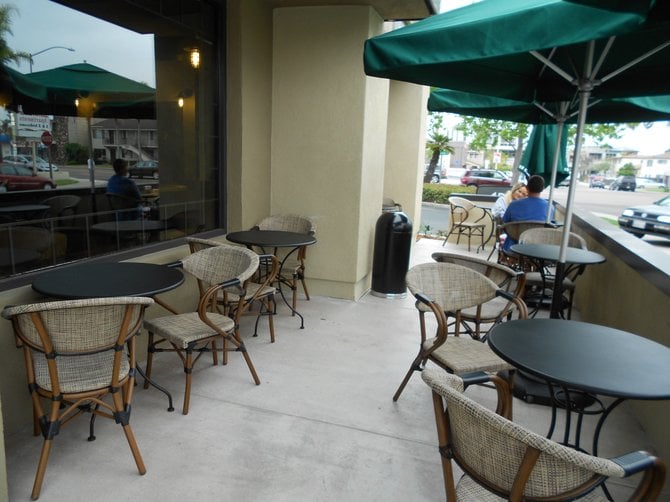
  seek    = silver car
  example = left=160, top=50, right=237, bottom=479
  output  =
left=4, top=154, right=59, bottom=172
left=618, top=195, right=670, bottom=239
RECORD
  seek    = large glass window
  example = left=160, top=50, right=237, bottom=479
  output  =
left=1, top=0, right=222, bottom=279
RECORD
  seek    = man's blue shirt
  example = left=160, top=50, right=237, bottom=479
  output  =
left=107, top=175, right=142, bottom=200
left=502, top=197, right=553, bottom=251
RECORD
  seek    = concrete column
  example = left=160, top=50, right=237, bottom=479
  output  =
left=272, top=6, right=391, bottom=299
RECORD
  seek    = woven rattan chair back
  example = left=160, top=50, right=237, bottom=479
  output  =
left=182, top=244, right=259, bottom=287
left=185, top=237, right=279, bottom=342
left=2, top=296, right=153, bottom=500
left=256, top=214, right=315, bottom=234
left=520, top=227, right=587, bottom=249
left=255, top=214, right=315, bottom=309
left=431, top=251, right=517, bottom=289
left=42, top=195, right=81, bottom=225
left=406, top=262, right=500, bottom=313
left=422, top=369, right=667, bottom=501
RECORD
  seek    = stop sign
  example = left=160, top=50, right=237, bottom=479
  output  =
left=41, top=131, right=53, bottom=146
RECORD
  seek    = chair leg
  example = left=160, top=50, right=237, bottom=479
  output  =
left=266, top=298, right=276, bottom=343
left=298, top=267, right=310, bottom=301
left=31, top=438, right=53, bottom=500
left=143, top=332, right=155, bottom=389
left=111, top=390, right=146, bottom=475
left=393, top=354, right=424, bottom=401
left=182, top=349, right=193, bottom=415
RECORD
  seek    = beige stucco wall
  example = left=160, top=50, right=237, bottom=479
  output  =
left=384, top=81, right=429, bottom=239
left=226, top=0, right=274, bottom=232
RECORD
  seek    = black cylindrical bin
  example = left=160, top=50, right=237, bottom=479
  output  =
left=371, top=211, right=412, bottom=298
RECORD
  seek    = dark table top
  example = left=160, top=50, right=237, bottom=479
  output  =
left=511, top=243, right=605, bottom=265
left=488, top=319, right=670, bottom=400
left=91, top=220, right=165, bottom=232
left=226, top=230, right=317, bottom=248
left=0, top=204, right=49, bottom=213
left=32, top=262, right=184, bottom=299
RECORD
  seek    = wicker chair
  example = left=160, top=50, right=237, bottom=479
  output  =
left=42, top=195, right=81, bottom=226
left=498, top=220, right=550, bottom=268
left=2, top=296, right=153, bottom=500
left=443, top=196, right=486, bottom=252
left=186, top=237, right=280, bottom=342
left=421, top=369, right=667, bottom=501
left=519, top=227, right=587, bottom=319
left=393, top=263, right=528, bottom=419
left=143, top=245, right=261, bottom=414
left=255, top=214, right=315, bottom=313
left=431, top=252, right=526, bottom=340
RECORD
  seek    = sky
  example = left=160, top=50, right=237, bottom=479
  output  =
left=6, top=0, right=155, bottom=87
left=5, top=0, right=670, bottom=155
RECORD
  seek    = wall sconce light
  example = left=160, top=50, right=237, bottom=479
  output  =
left=177, top=89, right=193, bottom=108
left=75, top=98, right=79, bottom=107
left=189, top=48, right=200, bottom=69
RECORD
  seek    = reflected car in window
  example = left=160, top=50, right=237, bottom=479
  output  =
left=460, top=169, right=511, bottom=187
left=4, top=154, right=59, bottom=172
left=129, top=160, right=159, bottom=179
left=618, top=195, right=670, bottom=239
left=0, top=163, right=57, bottom=192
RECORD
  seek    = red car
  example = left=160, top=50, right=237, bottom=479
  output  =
left=0, top=163, right=56, bottom=192
left=460, top=168, right=512, bottom=188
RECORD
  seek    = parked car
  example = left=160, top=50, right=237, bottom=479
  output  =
left=618, top=195, right=670, bottom=239
left=589, top=176, right=605, bottom=188
left=3, top=154, right=59, bottom=172
left=128, top=160, right=159, bottom=179
left=609, top=175, right=636, bottom=191
left=460, top=169, right=511, bottom=187
left=636, top=178, right=668, bottom=191
left=0, top=163, right=57, bottom=192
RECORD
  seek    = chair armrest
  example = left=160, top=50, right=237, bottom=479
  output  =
left=166, top=260, right=183, bottom=269
left=460, top=371, right=493, bottom=388
left=611, top=451, right=664, bottom=477
left=414, top=292, right=434, bottom=307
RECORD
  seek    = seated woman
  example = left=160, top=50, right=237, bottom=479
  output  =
left=491, top=182, right=527, bottom=219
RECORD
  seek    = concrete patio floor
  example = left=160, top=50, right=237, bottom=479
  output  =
left=4, top=237, right=668, bottom=501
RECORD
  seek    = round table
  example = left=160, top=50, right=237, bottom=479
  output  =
left=488, top=319, right=670, bottom=454
left=510, top=243, right=605, bottom=265
left=226, top=230, right=316, bottom=249
left=32, top=262, right=184, bottom=299
left=226, top=230, right=317, bottom=328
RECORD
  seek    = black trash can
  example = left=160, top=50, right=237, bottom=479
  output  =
left=371, top=209, right=413, bottom=298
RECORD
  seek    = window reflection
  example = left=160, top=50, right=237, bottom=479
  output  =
left=1, top=0, right=220, bottom=280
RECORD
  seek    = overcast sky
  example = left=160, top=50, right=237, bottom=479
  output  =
left=6, top=0, right=669, bottom=154
left=6, top=0, right=155, bottom=86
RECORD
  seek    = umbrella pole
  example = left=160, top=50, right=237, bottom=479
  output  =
left=550, top=85, right=591, bottom=319
left=545, top=118, right=564, bottom=224
left=86, top=116, right=97, bottom=214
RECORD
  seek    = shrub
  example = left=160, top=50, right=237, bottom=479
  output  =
left=64, top=143, right=89, bottom=164
left=422, top=183, right=475, bottom=204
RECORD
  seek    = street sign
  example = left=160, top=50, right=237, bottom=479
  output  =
left=41, top=131, right=53, bottom=146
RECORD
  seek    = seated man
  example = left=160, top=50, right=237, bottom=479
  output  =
left=501, top=175, right=554, bottom=252
left=106, top=159, right=142, bottom=220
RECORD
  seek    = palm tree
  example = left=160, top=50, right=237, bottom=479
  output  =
left=424, top=113, right=454, bottom=183
left=0, top=5, right=30, bottom=65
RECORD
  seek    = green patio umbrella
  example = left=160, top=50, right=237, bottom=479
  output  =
left=0, top=65, right=49, bottom=107
left=364, top=0, right=670, bottom=317
left=520, top=123, right=569, bottom=188
left=6, top=63, right=156, bottom=212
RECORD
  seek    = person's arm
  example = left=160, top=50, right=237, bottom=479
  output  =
left=491, top=196, right=506, bottom=218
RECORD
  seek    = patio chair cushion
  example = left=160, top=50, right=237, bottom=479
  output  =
left=144, top=312, right=235, bottom=349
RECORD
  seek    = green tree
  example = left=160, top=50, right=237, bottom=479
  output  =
left=424, top=113, right=454, bottom=183
left=618, top=162, right=637, bottom=176
left=0, top=5, right=31, bottom=65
